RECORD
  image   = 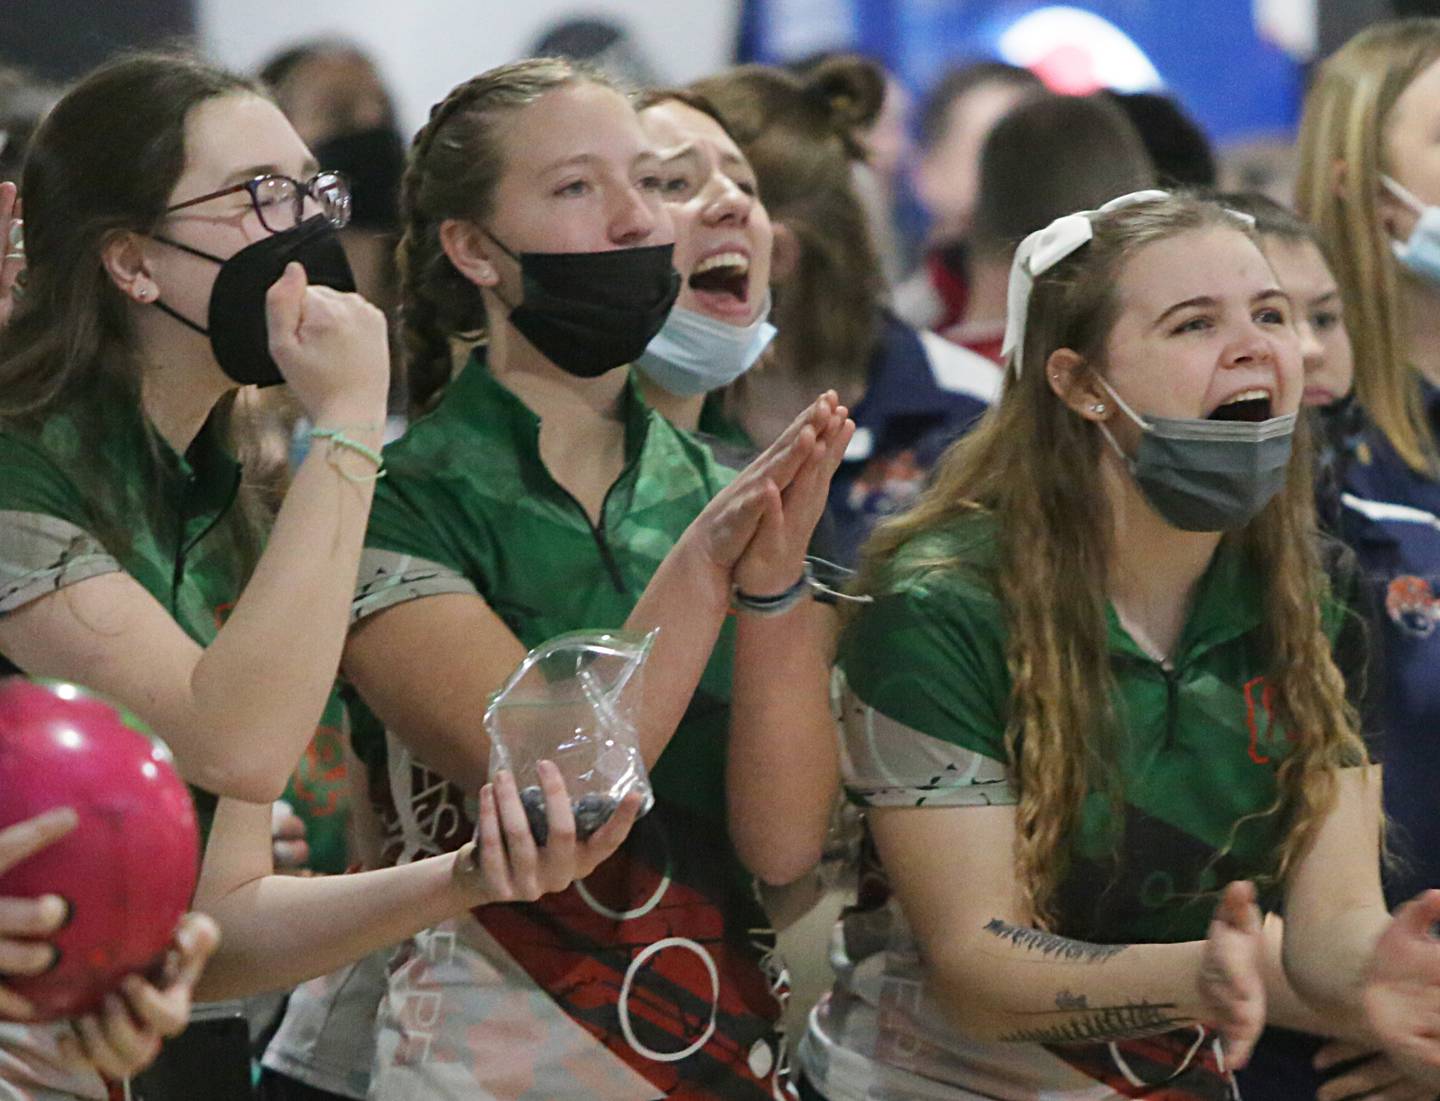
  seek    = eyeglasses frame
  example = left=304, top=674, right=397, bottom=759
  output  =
left=164, top=170, right=352, bottom=234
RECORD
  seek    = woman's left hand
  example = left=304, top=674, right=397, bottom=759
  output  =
left=1315, top=1041, right=1437, bottom=1100
left=0, top=182, right=24, bottom=330
left=731, top=398, right=854, bottom=596
left=1197, top=880, right=1266, bottom=1069
left=1361, top=889, right=1440, bottom=1087
left=57, top=912, right=220, bottom=1082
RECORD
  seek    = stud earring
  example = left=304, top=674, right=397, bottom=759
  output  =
left=1091, top=402, right=1107, bottom=414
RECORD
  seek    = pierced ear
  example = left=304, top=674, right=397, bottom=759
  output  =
left=100, top=230, right=157, bottom=303
left=1045, top=348, right=1111, bottom=422
left=769, top=221, right=801, bottom=284
left=439, top=219, right=499, bottom=288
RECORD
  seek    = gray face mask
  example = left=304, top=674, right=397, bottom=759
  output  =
left=1095, top=377, right=1296, bottom=532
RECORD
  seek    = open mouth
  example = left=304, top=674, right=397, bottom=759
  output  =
left=1207, top=389, right=1272, bottom=422
left=687, top=251, right=750, bottom=304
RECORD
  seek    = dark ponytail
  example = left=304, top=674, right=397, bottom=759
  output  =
left=797, top=54, right=885, bottom=159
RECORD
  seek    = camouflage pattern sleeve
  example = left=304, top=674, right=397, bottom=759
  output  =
left=0, top=510, right=120, bottom=615
left=837, top=572, right=1014, bottom=808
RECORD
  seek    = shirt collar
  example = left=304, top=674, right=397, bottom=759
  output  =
left=1105, top=536, right=1263, bottom=666
left=441, top=348, right=653, bottom=466
left=169, top=412, right=242, bottom=538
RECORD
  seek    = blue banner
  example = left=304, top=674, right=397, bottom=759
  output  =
left=738, top=0, right=1303, bottom=143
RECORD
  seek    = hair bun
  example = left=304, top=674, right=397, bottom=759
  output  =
left=802, top=55, right=885, bottom=134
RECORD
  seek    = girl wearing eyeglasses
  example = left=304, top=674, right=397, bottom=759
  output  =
left=794, top=191, right=1440, bottom=1101
left=0, top=52, right=656, bottom=1099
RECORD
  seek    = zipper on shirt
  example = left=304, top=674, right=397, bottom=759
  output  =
left=1112, top=651, right=1182, bottom=748
left=552, top=481, right=628, bottom=595
left=171, top=503, right=188, bottom=616
left=1159, top=659, right=1179, bottom=748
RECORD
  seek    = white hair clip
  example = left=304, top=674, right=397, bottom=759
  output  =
left=1002, top=189, right=1171, bottom=379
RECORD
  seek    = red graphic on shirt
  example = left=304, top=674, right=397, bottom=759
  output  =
left=377, top=762, right=789, bottom=1099
left=1385, top=575, right=1440, bottom=638
left=1048, top=1028, right=1236, bottom=1099
left=1243, top=677, right=1279, bottom=765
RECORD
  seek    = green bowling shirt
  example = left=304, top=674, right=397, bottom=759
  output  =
left=349, top=353, right=799, bottom=1099
left=0, top=404, right=347, bottom=855
left=838, top=510, right=1363, bottom=945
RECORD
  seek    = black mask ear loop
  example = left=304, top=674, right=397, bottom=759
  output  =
left=478, top=227, right=522, bottom=313
left=146, top=235, right=226, bottom=337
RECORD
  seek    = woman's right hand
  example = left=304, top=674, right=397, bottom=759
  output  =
left=58, top=912, right=220, bottom=1082
left=689, top=391, right=846, bottom=572
left=453, top=760, right=642, bottom=908
left=264, top=260, right=390, bottom=424
left=0, top=807, right=78, bottom=1020
left=1197, top=880, right=1266, bottom=1068
left=1360, top=889, right=1440, bottom=1087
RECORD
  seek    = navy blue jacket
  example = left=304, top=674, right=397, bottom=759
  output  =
left=1240, top=385, right=1440, bottom=1100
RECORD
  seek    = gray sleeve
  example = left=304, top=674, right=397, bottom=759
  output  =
left=835, top=670, right=1017, bottom=808
left=0, top=510, right=122, bottom=615
left=351, top=546, right=479, bottom=624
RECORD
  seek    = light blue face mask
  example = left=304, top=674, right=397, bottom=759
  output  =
left=634, top=292, right=777, bottom=397
left=1383, top=175, right=1440, bottom=287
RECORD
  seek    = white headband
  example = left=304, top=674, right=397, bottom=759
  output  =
left=1000, top=189, right=1261, bottom=380
left=1001, top=189, right=1172, bottom=379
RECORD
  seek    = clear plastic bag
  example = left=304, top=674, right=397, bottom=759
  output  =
left=484, top=629, right=656, bottom=844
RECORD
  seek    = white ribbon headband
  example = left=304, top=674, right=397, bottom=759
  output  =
left=1001, top=189, right=1261, bottom=379
left=1001, top=189, right=1172, bottom=379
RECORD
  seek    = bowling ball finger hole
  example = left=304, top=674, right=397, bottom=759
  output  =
left=517, top=787, right=619, bottom=848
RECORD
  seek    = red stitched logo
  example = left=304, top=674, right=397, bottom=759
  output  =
left=1243, top=676, right=1277, bottom=764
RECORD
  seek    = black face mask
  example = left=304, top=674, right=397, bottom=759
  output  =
left=153, top=215, right=357, bottom=387
left=313, top=127, right=404, bottom=232
left=486, top=231, right=679, bottom=379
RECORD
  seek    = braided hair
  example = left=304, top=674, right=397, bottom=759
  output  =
left=397, top=57, right=615, bottom=414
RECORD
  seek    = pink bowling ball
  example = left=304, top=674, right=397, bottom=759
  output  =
left=0, top=678, right=199, bottom=1021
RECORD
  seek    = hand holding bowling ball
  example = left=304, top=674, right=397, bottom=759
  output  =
left=0, top=678, right=201, bottom=1021
left=0, top=806, right=78, bottom=1019
left=56, top=911, right=219, bottom=1081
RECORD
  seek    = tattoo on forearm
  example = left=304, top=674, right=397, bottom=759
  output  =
left=983, top=918, right=1129, bottom=964
left=998, top=997, right=1187, bottom=1045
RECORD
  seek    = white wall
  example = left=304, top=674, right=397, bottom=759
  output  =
left=199, top=0, right=742, bottom=140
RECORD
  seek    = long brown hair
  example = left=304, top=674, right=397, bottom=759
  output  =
left=691, top=57, right=886, bottom=394
left=1295, top=18, right=1440, bottom=475
left=0, top=51, right=271, bottom=564
left=397, top=58, right=616, bottom=415
left=857, top=195, right=1367, bottom=926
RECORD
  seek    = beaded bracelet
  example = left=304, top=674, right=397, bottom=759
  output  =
left=308, top=426, right=385, bottom=483
left=732, top=562, right=814, bottom=617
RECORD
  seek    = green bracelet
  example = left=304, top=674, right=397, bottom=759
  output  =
left=309, top=427, right=385, bottom=482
